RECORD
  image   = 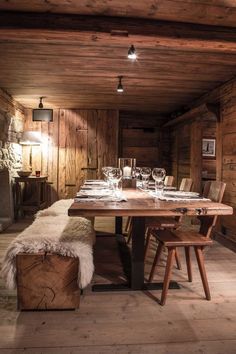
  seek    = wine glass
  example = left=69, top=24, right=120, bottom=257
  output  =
left=102, top=166, right=113, bottom=187
left=107, top=168, right=123, bottom=196
left=152, top=168, right=166, bottom=196
left=134, top=167, right=141, bottom=179
left=140, top=167, right=151, bottom=190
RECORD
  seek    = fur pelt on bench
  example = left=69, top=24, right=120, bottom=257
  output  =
left=1, top=205, right=95, bottom=290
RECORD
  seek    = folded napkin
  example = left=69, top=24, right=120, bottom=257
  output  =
left=77, top=189, right=111, bottom=197
left=74, top=194, right=127, bottom=202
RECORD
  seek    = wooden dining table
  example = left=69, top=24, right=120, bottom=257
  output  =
left=68, top=188, right=233, bottom=291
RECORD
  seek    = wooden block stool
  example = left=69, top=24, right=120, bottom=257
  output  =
left=16, top=253, right=80, bottom=310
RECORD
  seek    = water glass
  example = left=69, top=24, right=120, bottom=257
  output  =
left=102, top=166, right=113, bottom=187
left=140, top=167, right=151, bottom=190
left=152, top=168, right=166, bottom=196
left=107, top=168, right=123, bottom=197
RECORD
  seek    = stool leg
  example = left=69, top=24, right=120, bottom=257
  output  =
left=194, top=246, right=211, bottom=300
left=185, top=247, right=192, bottom=282
left=175, top=249, right=182, bottom=270
left=149, top=242, right=164, bottom=282
left=144, top=228, right=152, bottom=261
left=160, top=247, right=176, bottom=306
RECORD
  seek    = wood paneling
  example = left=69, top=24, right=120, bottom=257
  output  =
left=119, top=111, right=170, bottom=171
left=23, top=109, right=118, bottom=200
left=1, top=1, right=236, bottom=28
left=1, top=13, right=236, bottom=112
left=170, top=78, right=236, bottom=241
left=202, top=120, right=217, bottom=180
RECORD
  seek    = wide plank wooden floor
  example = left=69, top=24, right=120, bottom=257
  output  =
left=0, top=217, right=236, bottom=354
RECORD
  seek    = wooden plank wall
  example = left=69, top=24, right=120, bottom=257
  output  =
left=202, top=119, right=216, bottom=180
left=169, top=123, right=191, bottom=188
left=170, top=79, right=236, bottom=240
left=119, top=111, right=170, bottom=172
left=220, top=83, right=236, bottom=239
left=170, top=117, right=217, bottom=191
left=190, top=80, right=236, bottom=240
left=23, top=109, right=118, bottom=201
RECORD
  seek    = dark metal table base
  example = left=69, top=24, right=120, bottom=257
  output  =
left=92, top=281, right=181, bottom=292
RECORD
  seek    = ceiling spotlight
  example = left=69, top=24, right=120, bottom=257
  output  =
left=117, top=76, right=124, bottom=93
left=128, top=45, right=137, bottom=60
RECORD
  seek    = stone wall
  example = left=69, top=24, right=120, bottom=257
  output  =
left=0, top=88, right=25, bottom=230
left=0, top=89, right=24, bottom=174
left=0, top=110, right=23, bottom=176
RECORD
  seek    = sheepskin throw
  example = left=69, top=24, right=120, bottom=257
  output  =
left=1, top=203, right=95, bottom=290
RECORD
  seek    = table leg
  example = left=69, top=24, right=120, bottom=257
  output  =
left=115, top=216, right=123, bottom=234
left=131, top=216, right=145, bottom=290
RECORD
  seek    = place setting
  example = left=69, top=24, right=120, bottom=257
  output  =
left=75, top=166, right=128, bottom=202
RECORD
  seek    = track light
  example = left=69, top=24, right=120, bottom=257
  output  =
left=117, top=76, right=124, bottom=93
left=128, top=45, right=137, bottom=60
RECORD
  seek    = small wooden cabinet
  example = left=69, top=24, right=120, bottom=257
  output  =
left=15, top=176, right=47, bottom=218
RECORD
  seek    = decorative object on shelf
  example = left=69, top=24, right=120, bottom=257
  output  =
left=117, top=76, right=124, bottom=93
left=202, top=138, right=216, bottom=157
left=17, top=171, right=31, bottom=178
left=32, top=97, right=53, bottom=122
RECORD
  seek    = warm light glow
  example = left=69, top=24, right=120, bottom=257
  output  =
left=128, top=45, right=137, bottom=60
left=117, top=86, right=124, bottom=93
left=117, top=76, right=124, bottom=93
left=19, top=131, right=42, bottom=146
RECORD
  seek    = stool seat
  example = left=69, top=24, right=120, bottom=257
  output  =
left=152, top=229, right=213, bottom=247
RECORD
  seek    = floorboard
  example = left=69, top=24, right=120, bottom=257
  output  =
left=0, top=217, right=236, bottom=353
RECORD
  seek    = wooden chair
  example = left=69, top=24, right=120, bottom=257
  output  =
left=143, top=177, right=193, bottom=265
left=179, top=178, right=193, bottom=192
left=148, top=181, right=226, bottom=305
left=164, top=175, right=174, bottom=187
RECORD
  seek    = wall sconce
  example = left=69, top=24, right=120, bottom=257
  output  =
left=32, top=97, right=53, bottom=122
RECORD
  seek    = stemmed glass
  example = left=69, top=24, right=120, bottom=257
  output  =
left=107, top=168, right=123, bottom=197
left=140, top=167, right=151, bottom=190
left=152, top=168, right=166, bottom=196
left=102, top=166, right=113, bottom=188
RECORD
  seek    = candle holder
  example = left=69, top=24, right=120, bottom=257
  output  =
left=118, top=158, right=136, bottom=188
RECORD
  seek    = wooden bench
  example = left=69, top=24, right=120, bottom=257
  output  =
left=2, top=200, right=95, bottom=311
left=16, top=252, right=80, bottom=310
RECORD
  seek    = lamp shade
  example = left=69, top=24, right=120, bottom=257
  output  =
left=19, top=131, right=42, bottom=145
left=33, top=108, right=53, bottom=122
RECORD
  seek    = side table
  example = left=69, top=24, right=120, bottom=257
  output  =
left=15, top=176, right=48, bottom=219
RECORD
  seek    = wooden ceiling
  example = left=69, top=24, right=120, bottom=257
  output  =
left=0, top=2, right=236, bottom=113
left=1, top=1, right=236, bottom=28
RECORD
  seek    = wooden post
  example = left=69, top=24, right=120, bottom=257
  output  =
left=190, top=118, right=202, bottom=193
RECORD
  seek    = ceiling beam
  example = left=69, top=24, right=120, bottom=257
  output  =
left=1, top=12, right=236, bottom=54
left=163, top=103, right=220, bottom=127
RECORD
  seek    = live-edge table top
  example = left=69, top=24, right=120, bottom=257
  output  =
left=68, top=188, right=233, bottom=217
